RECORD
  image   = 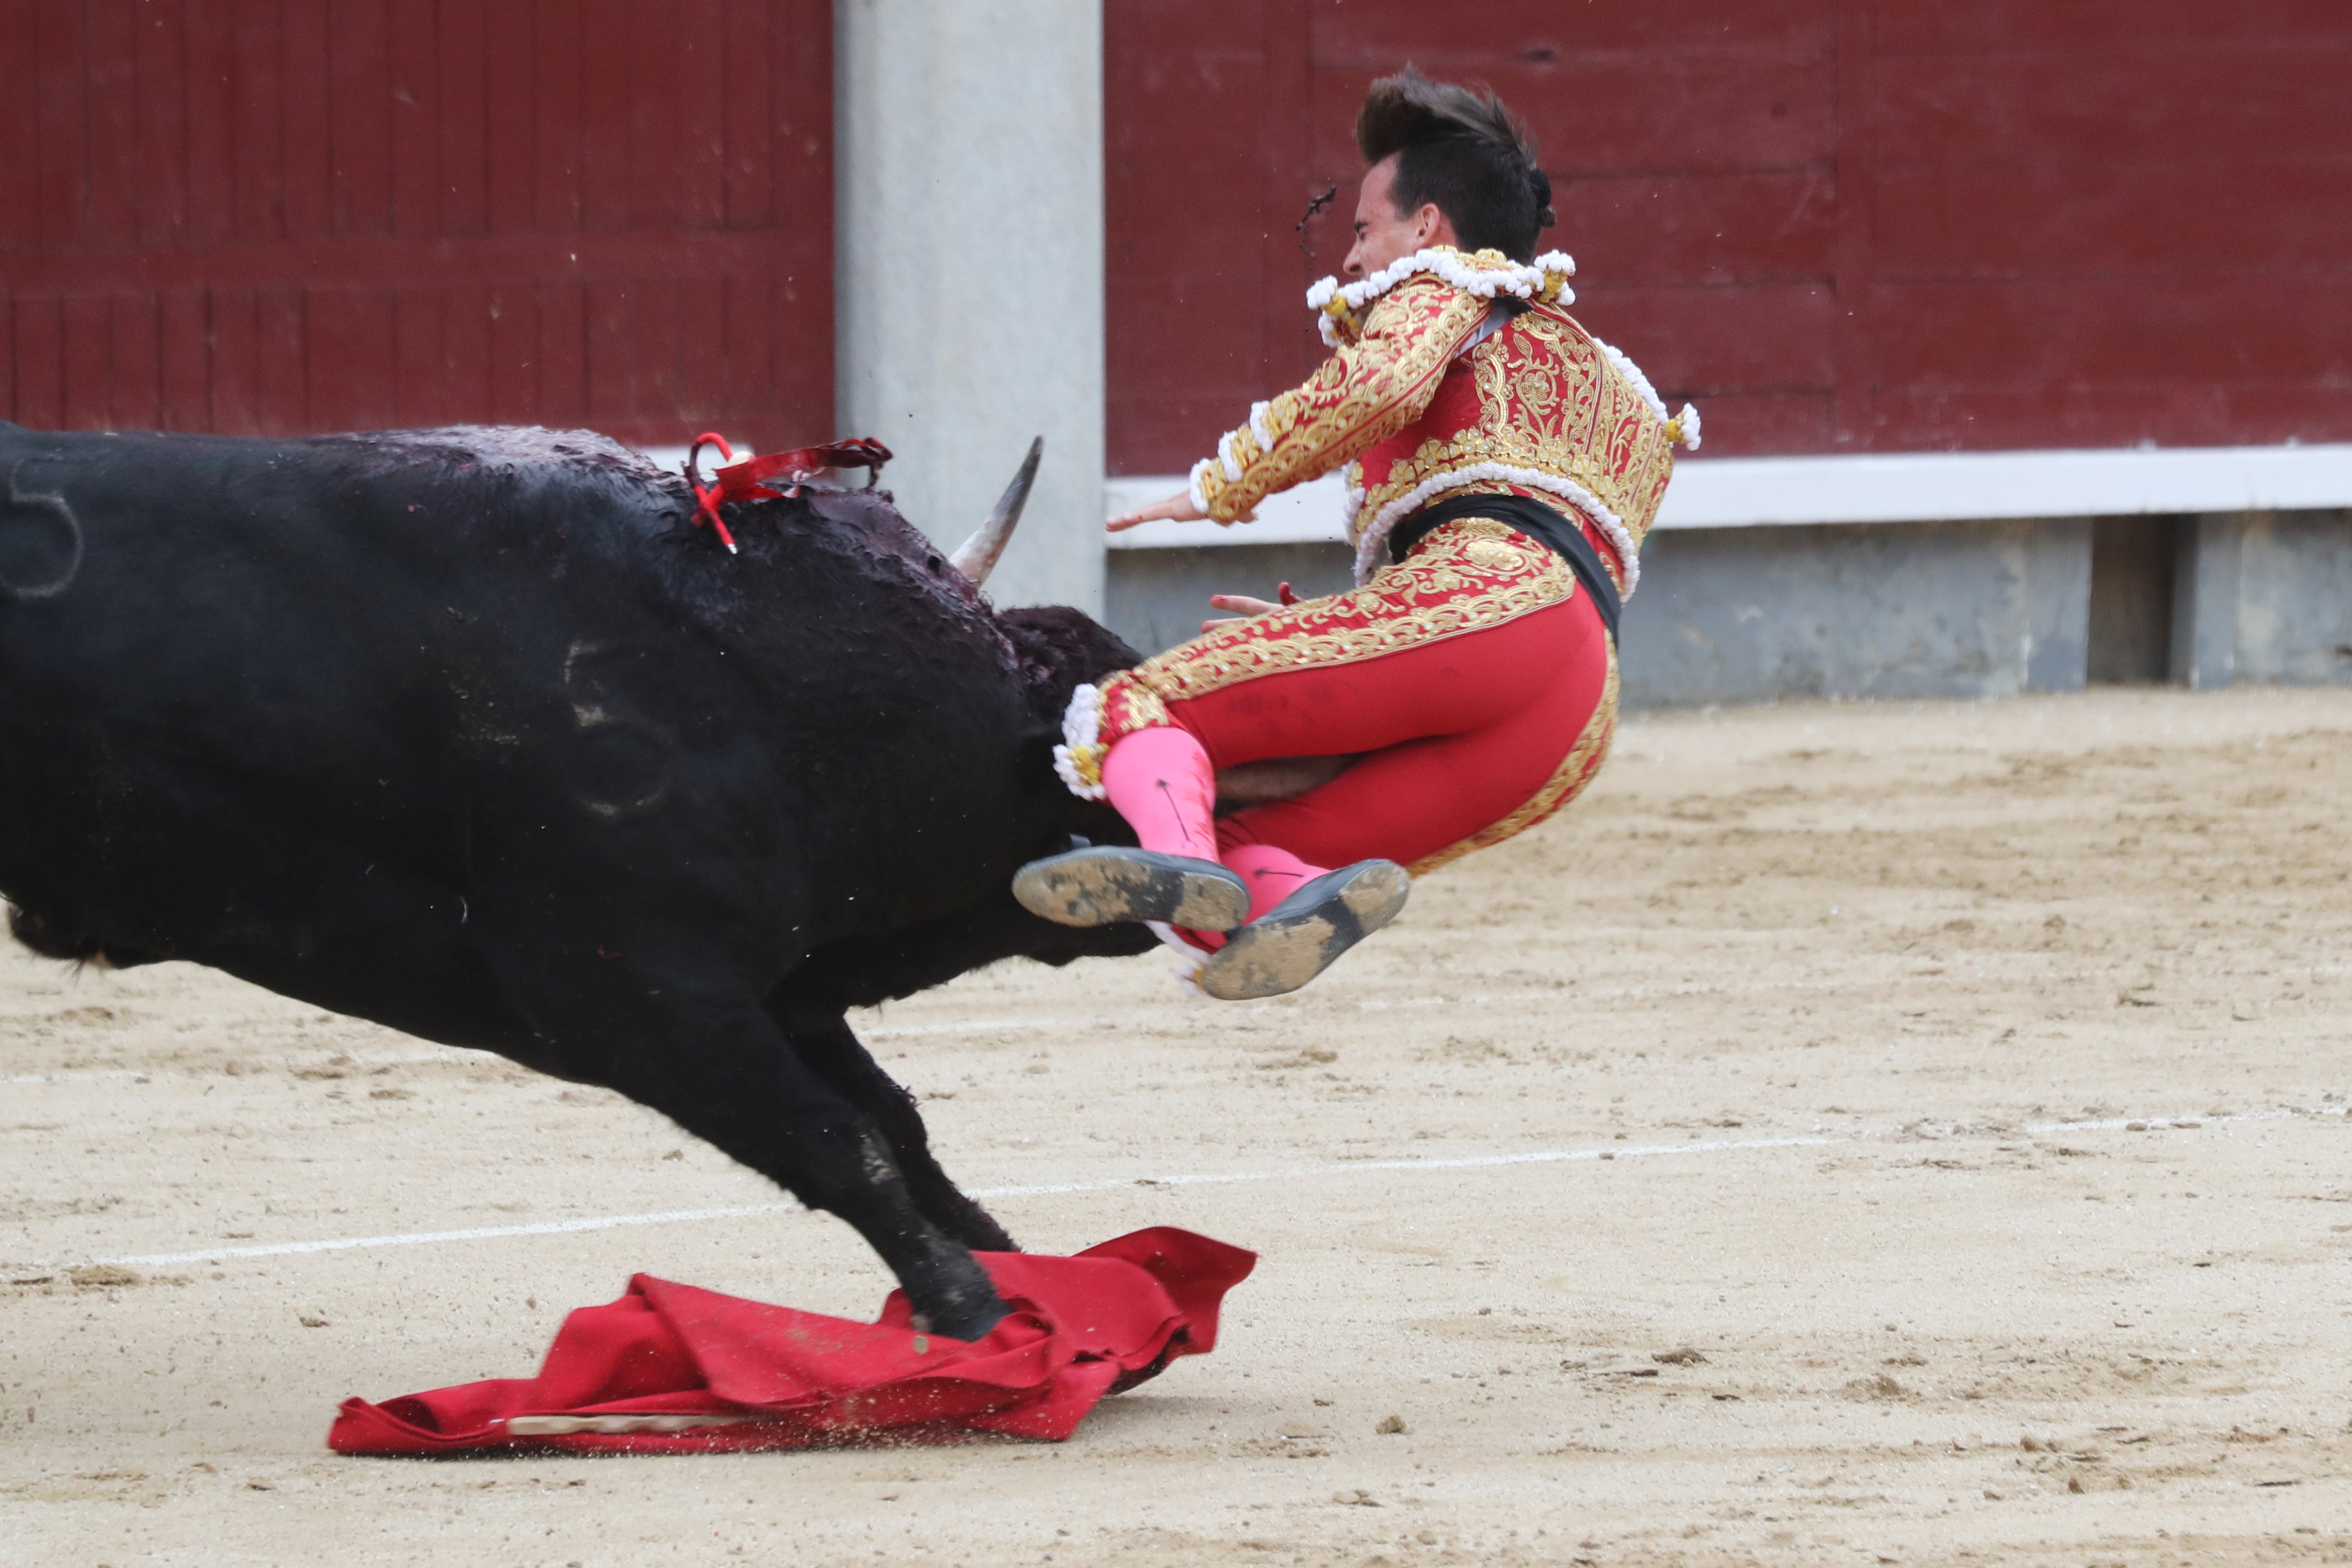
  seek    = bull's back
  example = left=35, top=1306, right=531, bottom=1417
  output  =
left=0, top=424, right=1046, bottom=992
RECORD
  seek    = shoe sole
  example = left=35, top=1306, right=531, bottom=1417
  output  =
left=1012, top=848, right=1252, bottom=931
left=1196, top=861, right=1411, bottom=1001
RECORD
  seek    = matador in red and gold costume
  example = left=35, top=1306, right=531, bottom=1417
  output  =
left=1014, top=69, right=1698, bottom=1000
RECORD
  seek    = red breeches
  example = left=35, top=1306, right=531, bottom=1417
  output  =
left=1085, top=517, right=1619, bottom=879
left=1200, top=588, right=1611, bottom=873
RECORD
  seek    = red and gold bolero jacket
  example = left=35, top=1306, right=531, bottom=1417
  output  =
left=1187, top=246, right=1697, bottom=595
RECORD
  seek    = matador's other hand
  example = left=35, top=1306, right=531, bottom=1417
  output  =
left=1208, top=593, right=1281, bottom=617
left=1200, top=592, right=1282, bottom=632
left=1106, top=490, right=1255, bottom=533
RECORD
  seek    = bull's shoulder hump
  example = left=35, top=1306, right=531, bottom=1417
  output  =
left=332, top=425, right=672, bottom=483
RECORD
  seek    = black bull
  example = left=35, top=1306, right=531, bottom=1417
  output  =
left=0, top=420, right=1177, bottom=1340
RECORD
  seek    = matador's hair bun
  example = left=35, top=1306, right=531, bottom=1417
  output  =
left=1356, top=66, right=1553, bottom=261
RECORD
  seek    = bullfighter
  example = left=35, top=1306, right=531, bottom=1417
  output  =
left=1014, top=66, right=1697, bottom=1000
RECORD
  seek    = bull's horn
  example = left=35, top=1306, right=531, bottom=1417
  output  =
left=949, top=436, right=1042, bottom=587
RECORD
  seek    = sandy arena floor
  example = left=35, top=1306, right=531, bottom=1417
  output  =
left=3, top=685, right=2350, bottom=1567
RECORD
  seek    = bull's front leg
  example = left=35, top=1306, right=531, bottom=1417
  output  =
left=774, top=1007, right=1017, bottom=1254
left=597, top=991, right=1010, bottom=1341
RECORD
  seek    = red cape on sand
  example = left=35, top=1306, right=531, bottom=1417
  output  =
left=329, top=1228, right=1254, bottom=1455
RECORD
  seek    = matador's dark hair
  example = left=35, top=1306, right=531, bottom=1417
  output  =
left=1356, top=65, right=1553, bottom=262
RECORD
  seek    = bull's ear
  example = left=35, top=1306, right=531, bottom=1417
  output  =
left=948, top=436, right=1042, bottom=587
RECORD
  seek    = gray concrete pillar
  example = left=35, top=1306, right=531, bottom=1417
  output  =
left=2022, top=516, right=2091, bottom=693
left=2171, top=512, right=2247, bottom=689
left=834, top=0, right=1106, bottom=614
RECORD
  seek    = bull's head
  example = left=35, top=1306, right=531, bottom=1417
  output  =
left=945, top=437, right=1352, bottom=811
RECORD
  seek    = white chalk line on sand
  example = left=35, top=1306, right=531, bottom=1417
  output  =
left=29, top=1105, right=2341, bottom=1275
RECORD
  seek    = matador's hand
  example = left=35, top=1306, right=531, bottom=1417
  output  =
left=1106, top=490, right=1255, bottom=533
left=1200, top=592, right=1282, bottom=632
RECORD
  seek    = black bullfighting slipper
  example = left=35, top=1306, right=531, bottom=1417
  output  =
left=1194, top=859, right=1410, bottom=1001
left=1012, top=847, right=1252, bottom=931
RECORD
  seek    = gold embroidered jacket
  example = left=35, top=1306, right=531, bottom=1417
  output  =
left=1187, top=246, right=1696, bottom=592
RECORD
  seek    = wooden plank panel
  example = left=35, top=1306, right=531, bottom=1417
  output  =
left=33, top=2, right=85, bottom=247
left=392, top=286, right=441, bottom=424
left=626, top=1, right=684, bottom=231
left=577, top=0, right=635, bottom=230
left=1877, top=1, right=2352, bottom=56
left=181, top=0, right=239, bottom=244
left=537, top=278, right=588, bottom=429
left=228, top=0, right=284, bottom=240
left=772, top=0, right=830, bottom=215
left=1573, top=283, right=1838, bottom=398
left=584, top=278, right=634, bottom=421
left=771, top=0, right=830, bottom=433
left=3, top=0, right=823, bottom=446
left=1875, top=47, right=2352, bottom=169
left=1106, top=0, right=1283, bottom=470
left=674, top=0, right=729, bottom=228
left=439, top=284, right=493, bottom=425
left=1263, top=0, right=1321, bottom=390
left=1107, top=395, right=1260, bottom=478
left=482, top=0, right=536, bottom=236
left=1308, top=54, right=1839, bottom=179
left=486, top=283, right=537, bottom=423
left=1871, top=275, right=2352, bottom=391
left=304, top=287, right=396, bottom=430
left=0, top=2, right=35, bottom=247
left=326, top=0, right=393, bottom=236
left=434, top=0, right=487, bottom=236
left=108, top=291, right=160, bottom=429
left=12, top=298, right=64, bottom=429
left=1829, top=3, right=1876, bottom=448
left=1877, top=159, right=2352, bottom=279
left=1, top=232, right=802, bottom=296
left=1310, top=0, right=1836, bottom=61
left=207, top=288, right=259, bottom=434
left=158, top=289, right=210, bottom=430
left=717, top=272, right=772, bottom=439
left=1872, top=385, right=2352, bottom=454
left=60, top=295, right=114, bottom=428
left=254, top=287, right=308, bottom=430
left=134, top=0, right=191, bottom=243
left=387, top=0, right=438, bottom=238
left=632, top=277, right=683, bottom=420
left=721, top=0, right=774, bottom=228
left=1559, top=172, right=1836, bottom=288
left=532, top=0, right=584, bottom=231
left=278, top=1, right=332, bottom=240
left=82, top=0, right=142, bottom=243
left=773, top=257, right=828, bottom=439
left=1109, top=268, right=1293, bottom=397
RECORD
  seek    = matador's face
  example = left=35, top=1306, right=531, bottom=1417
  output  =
left=1344, top=154, right=1454, bottom=279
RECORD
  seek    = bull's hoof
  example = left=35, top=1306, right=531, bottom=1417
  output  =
left=919, top=1293, right=1012, bottom=1343
left=1195, top=859, right=1409, bottom=1001
left=1012, top=847, right=1250, bottom=931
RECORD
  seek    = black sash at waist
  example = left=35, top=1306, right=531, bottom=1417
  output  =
left=1386, top=492, right=1623, bottom=643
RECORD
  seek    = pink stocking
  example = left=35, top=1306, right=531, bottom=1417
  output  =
left=1099, top=726, right=1220, bottom=861
left=1219, top=842, right=1331, bottom=923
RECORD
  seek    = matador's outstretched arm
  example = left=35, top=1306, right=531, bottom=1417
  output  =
left=1188, top=274, right=1489, bottom=523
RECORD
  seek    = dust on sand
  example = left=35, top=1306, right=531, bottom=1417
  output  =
left=3, top=686, right=2350, bottom=1566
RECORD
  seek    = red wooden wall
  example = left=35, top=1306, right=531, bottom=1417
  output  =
left=0, top=0, right=832, bottom=450
left=1105, top=1, right=2352, bottom=470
